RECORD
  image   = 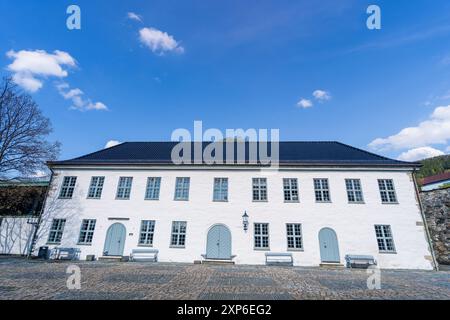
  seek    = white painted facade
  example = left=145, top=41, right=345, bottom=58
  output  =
left=34, top=165, right=434, bottom=269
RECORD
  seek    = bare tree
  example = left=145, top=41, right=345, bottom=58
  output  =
left=0, top=77, right=60, bottom=179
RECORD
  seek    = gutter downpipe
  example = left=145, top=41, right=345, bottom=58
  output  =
left=412, top=168, right=439, bottom=271
left=27, top=167, right=54, bottom=259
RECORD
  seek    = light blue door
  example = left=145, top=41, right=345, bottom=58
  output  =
left=206, top=225, right=231, bottom=259
left=319, top=228, right=340, bottom=263
left=103, top=223, right=126, bottom=256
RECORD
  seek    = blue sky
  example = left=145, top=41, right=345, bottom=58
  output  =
left=1, top=0, right=450, bottom=162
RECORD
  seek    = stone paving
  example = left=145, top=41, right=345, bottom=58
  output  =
left=0, top=257, right=449, bottom=300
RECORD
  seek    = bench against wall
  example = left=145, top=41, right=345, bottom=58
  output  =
left=130, top=249, right=159, bottom=262
left=265, top=252, right=293, bottom=266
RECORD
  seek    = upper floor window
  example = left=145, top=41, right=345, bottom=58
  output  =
left=375, top=225, right=396, bottom=253
left=59, top=176, right=77, bottom=199
left=378, top=179, right=397, bottom=203
left=213, top=178, right=228, bottom=201
left=314, top=178, right=330, bottom=202
left=170, top=221, right=187, bottom=247
left=286, top=223, right=303, bottom=250
left=174, top=177, right=190, bottom=200
left=252, top=178, right=267, bottom=201
left=48, top=219, right=66, bottom=244
left=254, top=223, right=269, bottom=249
left=116, top=177, right=133, bottom=199
left=139, top=220, right=156, bottom=246
left=283, top=178, right=299, bottom=202
left=78, top=219, right=96, bottom=245
left=145, top=177, right=161, bottom=200
left=87, top=176, right=105, bottom=199
left=345, top=179, right=364, bottom=203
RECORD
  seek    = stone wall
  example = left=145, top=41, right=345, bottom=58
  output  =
left=420, top=188, right=450, bottom=265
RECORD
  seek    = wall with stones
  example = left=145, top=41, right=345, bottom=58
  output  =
left=420, top=189, right=450, bottom=265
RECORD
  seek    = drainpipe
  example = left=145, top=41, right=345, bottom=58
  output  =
left=412, top=168, right=439, bottom=271
left=27, top=168, right=54, bottom=259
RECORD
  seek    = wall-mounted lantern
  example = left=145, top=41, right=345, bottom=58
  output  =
left=242, top=211, right=249, bottom=232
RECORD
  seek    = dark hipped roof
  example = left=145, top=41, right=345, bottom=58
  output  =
left=48, top=141, right=419, bottom=168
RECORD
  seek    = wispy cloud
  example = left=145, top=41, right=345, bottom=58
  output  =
left=397, top=146, right=444, bottom=162
left=138, top=27, right=184, bottom=55
left=313, top=89, right=331, bottom=101
left=296, top=98, right=313, bottom=108
left=127, top=12, right=142, bottom=23
left=105, top=140, right=121, bottom=148
left=56, top=82, right=108, bottom=112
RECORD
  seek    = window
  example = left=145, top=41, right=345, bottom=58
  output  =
left=378, top=179, right=397, bottom=203
left=213, top=178, right=228, bottom=201
left=375, top=225, right=396, bottom=253
left=174, top=177, right=190, bottom=200
left=59, top=176, right=77, bottom=199
left=283, top=178, right=299, bottom=202
left=345, top=179, right=364, bottom=203
left=78, top=219, right=96, bottom=244
left=171, top=221, right=187, bottom=247
left=254, top=223, right=269, bottom=249
left=139, top=220, right=156, bottom=246
left=286, top=223, right=303, bottom=250
left=48, top=219, right=66, bottom=244
left=145, top=177, right=161, bottom=200
left=314, top=178, right=330, bottom=202
left=87, top=176, right=105, bottom=199
left=116, top=177, right=133, bottom=199
left=252, top=178, right=267, bottom=201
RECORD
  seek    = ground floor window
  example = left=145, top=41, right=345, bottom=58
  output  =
left=139, top=220, right=156, bottom=246
left=254, top=223, right=269, bottom=249
left=171, top=221, right=187, bottom=247
left=286, top=223, right=303, bottom=250
left=375, top=225, right=396, bottom=253
left=78, top=219, right=96, bottom=244
left=48, top=219, right=66, bottom=244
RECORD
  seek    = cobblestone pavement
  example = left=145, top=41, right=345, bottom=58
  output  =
left=0, top=257, right=449, bottom=300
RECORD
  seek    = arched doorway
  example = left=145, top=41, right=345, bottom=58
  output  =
left=103, top=223, right=126, bottom=256
left=206, top=224, right=232, bottom=259
left=318, top=227, right=340, bottom=263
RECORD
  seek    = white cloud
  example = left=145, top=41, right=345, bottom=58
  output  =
left=313, top=89, right=331, bottom=101
left=139, top=27, right=184, bottom=55
left=6, top=50, right=76, bottom=92
left=57, top=82, right=108, bottom=112
left=369, top=104, right=450, bottom=150
left=397, top=146, right=445, bottom=161
left=127, top=12, right=142, bottom=22
left=105, top=140, right=121, bottom=149
left=296, top=99, right=313, bottom=108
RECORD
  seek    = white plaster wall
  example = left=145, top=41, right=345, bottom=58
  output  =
left=0, top=216, right=37, bottom=255
left=34, top=167, right=434, bottom=269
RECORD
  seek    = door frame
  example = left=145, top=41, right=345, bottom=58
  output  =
left=103, top=223, right=126, bottom=256
left=205, top=223, right=232, bottom=260
left=318, top=227, right=340, bottom=263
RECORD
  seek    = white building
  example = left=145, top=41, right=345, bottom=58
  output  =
left=33, top=141, right=436, bottom=269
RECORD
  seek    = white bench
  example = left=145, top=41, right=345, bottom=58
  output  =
left=345, top=255, right=377, bottom=268
left=50, top=247, right=80, bottom=260
left=265, top=252, right=293, bottom=266
left=130, top=249, right=158, bottom=262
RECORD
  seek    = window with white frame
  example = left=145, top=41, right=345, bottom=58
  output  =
left=252, top=178, right=267, bottom=201
left=174, top=177, right=190, bottom=200
left=87, top=176, right=105, bottom=199
left=314, top=178, right=330, bottom=202
left=48, top=219, right=66, bottom=244
left=171, top=221, right=187, bottom=247
left=378, top=179, right=397, bottom=203
left=145, top=177, right=161, bottom=200
left=254, top=223, right=269, bottom=249
left=345, top=179, right=364, bottom=203
left=59, top=176, right=77, bottom=199
left=213, top=178, right=228, bottom=201
left=374, top=225, right=396, bottom=253
left=116, top=177, right=133, bottom=199
left=78, top=219, right=96, bottom=244
left=139, top=220, right=156, bottom=246
left=283, top=178, right=299, bottom=202
left=286, top=223, right=303, bottom=250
